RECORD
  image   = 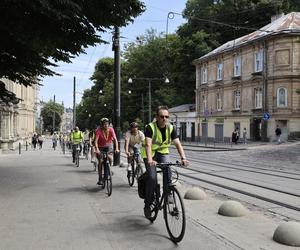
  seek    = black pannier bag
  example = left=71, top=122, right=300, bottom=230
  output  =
left=137, top=172, right=148, bottom=199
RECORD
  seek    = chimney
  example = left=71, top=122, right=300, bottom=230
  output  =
left=271, top=13, right=285, bottom=22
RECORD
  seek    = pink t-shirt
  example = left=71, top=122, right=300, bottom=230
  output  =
left=95, top=127, right=116, bottom=148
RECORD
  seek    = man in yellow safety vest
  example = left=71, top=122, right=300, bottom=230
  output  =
left=71, top=126, right=83, bottom=163
left=141, top=106, right=189, bottom=219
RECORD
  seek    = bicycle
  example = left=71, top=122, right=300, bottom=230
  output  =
left=74, top=144, right=80, bottom=168
left=53, top=140, right=57, bottom=150
left=99, top=150, right=112, bottom=196
left=145, top=162, right=186, bottom=243
left=127, top=146, right=145, bottom=186
left=83, top=141, right=90, bottom=160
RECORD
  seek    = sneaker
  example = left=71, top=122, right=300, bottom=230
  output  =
left=144, top=206, right=151, bottom=219
left=97, top=179, right=103, bottom=185
left=72, top=159, right=75, bottom=163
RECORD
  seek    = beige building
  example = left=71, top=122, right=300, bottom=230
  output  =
left=194, top=12, right=300, bottom=142
left=0, top=79, right=38, bottom=153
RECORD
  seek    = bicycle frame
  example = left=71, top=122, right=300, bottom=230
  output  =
left=155, top=164, right=177, bottom=210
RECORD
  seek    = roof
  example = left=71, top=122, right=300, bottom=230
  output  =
left=196, top=12, right=300, bottom=62
left=169, top=104, right=195, bottom=113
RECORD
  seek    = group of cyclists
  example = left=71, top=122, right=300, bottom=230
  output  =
left=63, top=105, right=189, bottom=220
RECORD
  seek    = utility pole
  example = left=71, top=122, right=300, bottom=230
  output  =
left=73, top=76, right=76, bottom=128
left=113, top=26, right=121, bottom=165
left=52, top=95, right=56, bottom=133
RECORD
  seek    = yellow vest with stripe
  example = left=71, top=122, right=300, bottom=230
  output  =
left=141, top=122, right=173, bottom=158
left=71, top=131, right=83, bottom=144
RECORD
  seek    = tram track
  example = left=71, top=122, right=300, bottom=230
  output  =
left=169, top=152, right=300, bottom=179
left=168, top=152, right=300, bottom=213
left=178, top=170, right=300, bottom=212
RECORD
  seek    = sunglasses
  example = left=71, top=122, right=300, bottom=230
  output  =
left=159, top=115, right=169, bottom=119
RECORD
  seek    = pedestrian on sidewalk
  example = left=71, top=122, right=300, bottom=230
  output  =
left=242, top=128, right=247, bottom=144
left=231, top=128, right=239, bottom=144
left=275, top=125, right=282, bottom=144
left=32, top=133, right=38, bottom=150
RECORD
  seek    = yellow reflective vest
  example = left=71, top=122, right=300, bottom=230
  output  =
left=141, top=122, right=173, bottom=158
left=71, top=131, right=83, bottom=144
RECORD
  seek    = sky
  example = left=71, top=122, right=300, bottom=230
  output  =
left=39, top=0, right=187, bottom=108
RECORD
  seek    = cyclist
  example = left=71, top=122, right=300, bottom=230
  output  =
left=141, top=106, right=189, bottom=219
left=52, top=132, right=58, bottom=150
left=95, top=118, right=119, bottom=185
left=124, top=122, right=145, bottom=173
left=71, top=126, right=83, bottom=163
left=83, top=128, right=90, bottom=156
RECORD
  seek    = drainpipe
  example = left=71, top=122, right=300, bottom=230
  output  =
left=261, top=40, right=268, bottom=141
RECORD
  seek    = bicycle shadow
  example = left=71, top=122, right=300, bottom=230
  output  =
left=87, top=214, right=178, bottom=246
left=57, top=185, right=103, bottom=194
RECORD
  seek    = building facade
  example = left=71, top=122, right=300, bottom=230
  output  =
left=61, top=108, right=73, bottom=133
left=169, top=104, right=196, bottom=142
left=0, top=79, right=38, bottom=153
left=194, top=12, right=300, bottom=142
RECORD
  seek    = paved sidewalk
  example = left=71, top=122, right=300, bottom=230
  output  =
left=0, top=141, right=298, bottom=249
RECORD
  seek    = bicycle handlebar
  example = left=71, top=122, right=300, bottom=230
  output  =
left=156, top=161, right=183, bottom=168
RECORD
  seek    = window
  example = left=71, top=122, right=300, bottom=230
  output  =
left=234, top=56, right=241, bottom=77
left=234, top=90, right=241, bottom=110
left=254, top=50, right=263, bottom=72
left=202, top=95, right=207, bottom=111
left=202, top=65, right=208, bottom=84
left=277, top=87, right=287, bottom=107
left=216, top=93, right=222, bottom=111
left=217, top=63, right=223, bottom=80
left=254, top=88, right=262, bottom=108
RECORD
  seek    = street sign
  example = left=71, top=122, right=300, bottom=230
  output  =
left=263, top=112, right=271, bottom=121
left=204, top=109, right=210, bottom=117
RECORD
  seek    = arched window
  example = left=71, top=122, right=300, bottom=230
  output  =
left=277, top=87, right=287, bottom=107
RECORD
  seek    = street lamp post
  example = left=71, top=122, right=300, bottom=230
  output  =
left=128, top=77, right=169, bottom=123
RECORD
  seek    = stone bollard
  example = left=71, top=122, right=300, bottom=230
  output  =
left=218, top=200, right=248, bottom=217
left=273, top=221, right=300, bottom=247
left=184, top=187, right=207, bottom=200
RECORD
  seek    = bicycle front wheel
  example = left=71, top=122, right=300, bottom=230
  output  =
left=163, top=186, right=186, bottom=243
left=127, top=160, right=135, bottom=186
left=85, top=146, right=89, bottom=160
left=105, top=163, right=112, bottom=196
left=148, top=184, right=160, bottom=222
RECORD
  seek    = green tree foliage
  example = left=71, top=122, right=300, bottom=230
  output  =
left=181, top=0, right=300, bottom=45
left=41, top=101, right=64, bottom=132
left=76, top=58, right=115, bottom=129
left=0, top=0, right=144, bottom=100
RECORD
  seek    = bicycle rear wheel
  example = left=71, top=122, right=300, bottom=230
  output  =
left=75, top=152, right=80, bottom=168
left=127, top=160, right=135, bottom=186
left=163, top=186, right=186, bottom=243
left=105, top=163, right=112, bottom=196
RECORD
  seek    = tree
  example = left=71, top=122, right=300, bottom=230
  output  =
left=181, top=0, right=300, bottom=45
left=0, top=0, right=144, bottom=101
left=40, top=101, right=64, bottom=132
left=76, top=58, right=115, bottom=129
